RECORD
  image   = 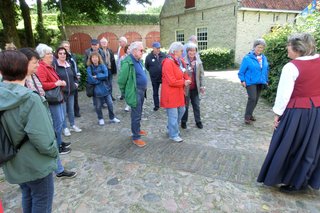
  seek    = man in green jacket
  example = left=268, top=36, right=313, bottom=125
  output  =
left=118, top=41, right=148, bottom=148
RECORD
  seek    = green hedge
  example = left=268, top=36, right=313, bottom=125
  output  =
left=74, top=54, right=87, bottom=90
left=261, top=12, right=320, bottom=103
left=199, top=48, right=234, bottom=71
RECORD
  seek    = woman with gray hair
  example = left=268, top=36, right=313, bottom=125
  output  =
left=181, top=42, right=205, bottom=129
left=160, top=42, right=191, bottom=142
left=258, top=33, right=320, bottom=192
left=36, top=43, right=77, bottom=179
left=238, top=38, right=269, bottom=124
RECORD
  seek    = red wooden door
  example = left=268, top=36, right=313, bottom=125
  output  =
left=145, top=31, right=160, bottom=48
left=69, top=33, right=92, bottom=54
left=124, top=32, right=142, bottom=44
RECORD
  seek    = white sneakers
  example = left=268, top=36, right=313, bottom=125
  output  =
left=63, top=125, right=82, bottom=136
left=70, top=125, right=82, bottom=132
left=170, top=136, right=183, bottom=143
left=124, top=105, right=130, bottom=112
left=98, top=119, right=105, bottom=126
left=110, top=117, right=120, bottom=123
left=63, top=128, right=71, bottom=136
left=98, top=118, right=120, bottom=125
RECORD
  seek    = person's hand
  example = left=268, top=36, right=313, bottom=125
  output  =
left=241, top=82, right=246, bottom=88
left=93, top=75, right=97, bottom=79
left=274, top=115, right=280, bottom=129
left=75, top=83, right=78, bottom=88
left=55, top=80, right=66, bottom=87
left=185, top=80, right=191, bottom=86
left=200, top=87, right=205, bottom=94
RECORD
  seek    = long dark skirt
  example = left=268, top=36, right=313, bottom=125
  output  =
left=257, top=106, right=320, bottom=190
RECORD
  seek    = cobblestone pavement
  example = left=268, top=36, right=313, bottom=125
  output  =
left=1, top=71, right=320, bottom=213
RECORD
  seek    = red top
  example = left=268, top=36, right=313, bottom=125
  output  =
left=37, top=61, right=60, bottom=91
left=160, top=56, right=190, bottom=108
left=287, top=57, right=320, bottom=108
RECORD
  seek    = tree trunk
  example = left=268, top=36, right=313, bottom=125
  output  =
left=19, top=0, right=35, bottom=47
left=0, top=0, right=21, bottom=47
left=36, top=0, right=47, bottom=42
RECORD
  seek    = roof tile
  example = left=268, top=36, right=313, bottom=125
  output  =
left=240, top=0, right=312, bottom=11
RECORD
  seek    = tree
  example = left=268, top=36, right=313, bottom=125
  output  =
left=0, top=0, right=21, bottom=47
left=36, top=0, right=47, bottom=42
left=19, top=0, right=35, bottom=47
left=46, top=0, right=151, bottom=23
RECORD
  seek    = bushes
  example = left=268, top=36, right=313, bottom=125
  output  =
left=74, top=54, right=87, bottom=90
left=261, top=12, right=320, bottom=103
left=199, top=48, right=234, bottom=71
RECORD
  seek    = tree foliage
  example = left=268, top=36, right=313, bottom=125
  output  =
left=46, top=0, right=151, bottom=23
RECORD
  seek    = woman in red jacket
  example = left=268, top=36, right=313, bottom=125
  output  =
left=161, top=42, right=191, bottom=142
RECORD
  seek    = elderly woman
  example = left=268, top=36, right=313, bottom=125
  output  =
left=36, top=44, right=67, bottom=153
left=161, top=42, right=191, bottom=142
left=238, top=39, right=269, bottom=124
left=0, top=50, right=58, bottom=212
left=181, top=42, right=205, bottom=129
left=54, top=47, right=82, bottom=136
left=257, top=33, right=320, bottom=192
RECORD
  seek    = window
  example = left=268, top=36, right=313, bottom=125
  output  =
left=176, top=30, right=185, bottom=44
left=197, top=27, right=207, bottom=50
left=185, top=0, right=195, bottom=9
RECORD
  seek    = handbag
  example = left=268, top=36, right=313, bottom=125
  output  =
left=0, top=111, right=28, bottom=166
left=86, top=83, right=94, bottom=97
left=45, top=86, right=64, bottom=104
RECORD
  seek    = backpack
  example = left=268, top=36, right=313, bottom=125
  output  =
left=0, top=111, right=28, bottom=166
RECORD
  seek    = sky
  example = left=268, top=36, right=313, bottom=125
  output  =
left=126, top=0, right=165, bottom=12
left=25, top=0, right=165, bottom=12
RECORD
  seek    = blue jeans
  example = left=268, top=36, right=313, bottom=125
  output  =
left=94, top=95, right=114, bottom=120
left=166, top=107, right=185, bottom=138
left=131, top=88, right=146, bottom=140
left=49, top=103, right=64, bottom=147
left=62, top=94, right=75, bottom=128
left=19, top=173, right=54, bottom=213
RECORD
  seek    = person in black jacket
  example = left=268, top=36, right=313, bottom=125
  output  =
left=145, top=42, right=166, bottom=111
left=54, top=47, right=82, bottom=136
left=61, top=41, right=81, bottom=117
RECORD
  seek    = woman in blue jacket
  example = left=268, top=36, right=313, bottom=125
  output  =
left=238, top=39, right=269, bottom=124
left=86, top=52, right=120, bottom=126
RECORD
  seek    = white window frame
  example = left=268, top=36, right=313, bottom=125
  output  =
left=175, top=30, right=185, bottom=44
left=196, top=27, right=208, bottom=51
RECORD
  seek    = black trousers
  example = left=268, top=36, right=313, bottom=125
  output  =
left=152, top=81, right=161, bottom=108
left=74, top=89, right=80, bottom=116
left=182, top=89, right=201, bottom=123
left=245, top=84, right=263, bottom=120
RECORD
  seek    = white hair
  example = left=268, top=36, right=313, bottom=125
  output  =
left=119, top=36, right=128, bottom=44
left=168, top=42, right=184, bottom=54
left=129, top=41, right=143, bottom=54
left=188, top=35, right=197, bottom=42
left=35, top=43, right=53, bottom=58
left=185, top=42, right=198, bottom=52
left=100, top=37, right=108, bottom=43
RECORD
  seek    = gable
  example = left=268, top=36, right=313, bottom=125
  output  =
left=240, top=0, right=311, bottom=11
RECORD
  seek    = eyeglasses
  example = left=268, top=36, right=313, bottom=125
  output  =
left=58, top=52, right=66, bottom=55
left=137, top=49, right=145, bottom=53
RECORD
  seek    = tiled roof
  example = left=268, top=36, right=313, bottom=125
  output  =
left=240, top=0, right=311, bottom=11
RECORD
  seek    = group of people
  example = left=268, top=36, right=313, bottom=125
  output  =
left=1, top=31, right=319, bottom=212
left=0, top=35, right=206, bottom=212
left=238, top=33, right=320, bottom=193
